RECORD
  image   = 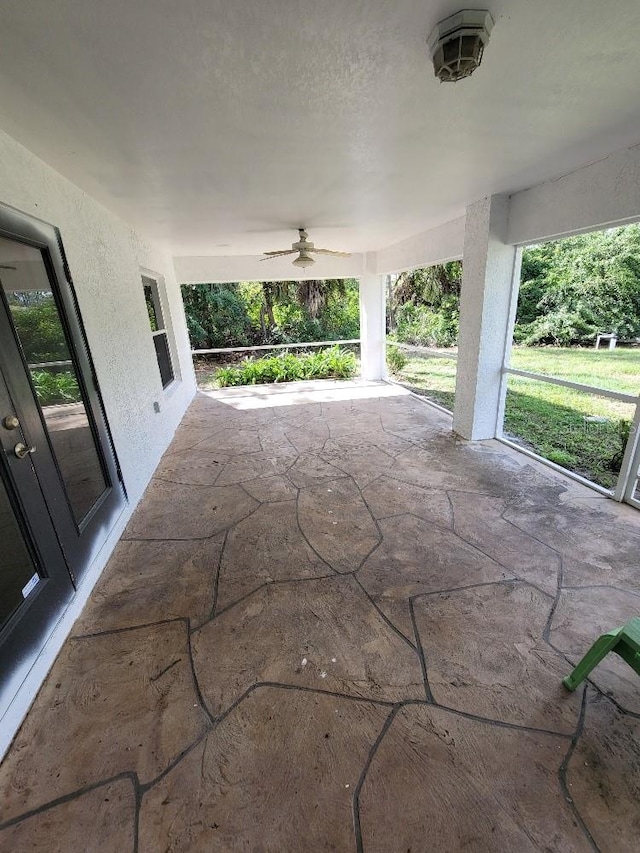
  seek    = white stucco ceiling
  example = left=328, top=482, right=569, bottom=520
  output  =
left=1, top=0, right=640, bottom=257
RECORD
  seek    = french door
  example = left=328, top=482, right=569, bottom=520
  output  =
left=0, top=205, right=125, bottom=708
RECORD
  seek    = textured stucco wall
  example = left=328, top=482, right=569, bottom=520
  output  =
left=0, top=130, right=196, bottom=753
left=374, top=217, right=465, bottom=275
left=508, top=143, right=640, bottom=245
left=0, top=130, right=196, bottom=506
left=454, top=196, right=520, bottom=440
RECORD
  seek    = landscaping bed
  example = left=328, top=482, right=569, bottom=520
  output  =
left=195, top=345, right=357, bottom=389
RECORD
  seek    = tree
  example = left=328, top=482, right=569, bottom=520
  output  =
left=388, top=262, right=462, bottom=347
left=296, top=279, right=346, bottom=320
left=391, top=262, right=462, bottom=309
left=516, top=225, right=640, bottom=345
left=180, top=279, right=360, bottom=348
left=180, top=283, right=256, bottom=348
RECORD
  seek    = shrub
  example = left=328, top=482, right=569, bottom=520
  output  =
left=517, top=226, right=640, bottom=345
left=31, top=370, right=81, bottom=405
left=387, top=346, right=407, bottom=373
left=395, top=301, right=459, bottom=347
left=181, top=283, right=256, bottom=349
left=215, top=346, right=356, bottom=387
left=513, top=308, right=596, bottom=347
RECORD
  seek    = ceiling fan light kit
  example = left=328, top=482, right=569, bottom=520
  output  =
left=292, top=251, right=315, bottom=268
left=427, top=10, right=494, bottom=83
left=261, top=228, right=351, bottom=268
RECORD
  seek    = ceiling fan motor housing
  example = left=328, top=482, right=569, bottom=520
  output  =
left=293, top=229, right=313, bottom=251
left=293, top=238, right=314, bottom=250
left=261, top=228, right=349, bottom=267
left=427, top=10, right=494, bottom=83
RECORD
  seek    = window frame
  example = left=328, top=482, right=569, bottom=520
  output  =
left=141, top=272, right=178, bottom=391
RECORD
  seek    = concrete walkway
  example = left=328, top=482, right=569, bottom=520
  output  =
left=1, top=380, right=639, bottom=851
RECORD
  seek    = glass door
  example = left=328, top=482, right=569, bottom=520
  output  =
left=0, top=204, right=126, bottom=711
left=0, top=369, right=75, bottom=710
left=0, top=206, right=125, bottom=585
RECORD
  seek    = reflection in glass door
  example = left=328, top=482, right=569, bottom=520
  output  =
left=0, top=206, right=125, bottom=588
left=0, top=204, right=125, bottom=720
left=0, top=475, right=41, bottom=631
left=0, top=237, right=107, bottom=525
left=0, top=367, right=75, bottom=711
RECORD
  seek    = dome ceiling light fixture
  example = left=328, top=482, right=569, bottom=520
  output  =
left=427, top=10, right=494, bottom=83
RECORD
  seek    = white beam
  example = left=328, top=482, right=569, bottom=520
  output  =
left=375, top=217, right=465, bottom=275
left=174, top=217, right=467, bottom=284
left=174, top=252, right=365, bottom=283
left=359, top=273, right=386, bottom=381
left=454, top=195, right=521, bottom=440
left=508, top=143, right=640, bottom=245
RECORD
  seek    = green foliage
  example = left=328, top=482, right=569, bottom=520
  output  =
left=386, top=346, right=408, bottom=373
left=502, top=352, right=637, bottom=490
left=181, top=280, right=360, bottom=349
left=517, top=225, right=640, bottom=345
left=393, top=296, right=459, bottom=347
left=31, top=370, right=81, bottom=405
left=513, top=307, right=595, bottom=347
left=263, top=279, right=360, bottom=343
left=607, top=419, right=633, bottom=472
left=181, top=284, right=256, bottom=349
left=215, top=346, right=356, bottom=387
left=8, top=299, right=80, bottom=405
left=389, top=263, right=461, bottom=347
left=390, top=226, right=640, bottom=350
left=391, top=262, right=462, bottom=307
left=545, top=448, right=579, bottom=467
left=9, top=298, right=69, bottom=362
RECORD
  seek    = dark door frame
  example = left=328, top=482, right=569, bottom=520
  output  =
left=0, top=203, right=126, bottom=582
left=0, top=371, right=75, bottom=708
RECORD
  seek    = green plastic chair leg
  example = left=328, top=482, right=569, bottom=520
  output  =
left=562, top=626, right=624, bottom=691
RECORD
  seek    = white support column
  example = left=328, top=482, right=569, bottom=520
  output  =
left=359, top=273, right=387, bottom=381
left=453, top=195, right=521, bottom=440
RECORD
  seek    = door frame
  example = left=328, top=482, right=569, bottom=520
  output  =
left=0, top=203, right=126, bottom=584
left=0, top=369, right=77, bottom=710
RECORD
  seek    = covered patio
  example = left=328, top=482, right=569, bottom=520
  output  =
left=1, top=381, right=638, bottom=851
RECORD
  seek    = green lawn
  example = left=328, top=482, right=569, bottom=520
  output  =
left=391, top=354, right=458, bottom=411
left=391, top=345, right=640, bottom=490
left=509, top=346, right=640, bottom=395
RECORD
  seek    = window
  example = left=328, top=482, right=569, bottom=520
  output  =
left=142, top=275, right=175, bottom=389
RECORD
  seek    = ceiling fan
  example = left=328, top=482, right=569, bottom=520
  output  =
left=261, top=228, right=351, bottom=269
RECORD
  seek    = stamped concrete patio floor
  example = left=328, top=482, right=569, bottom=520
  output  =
left=2, top=380, right=640, bottom=852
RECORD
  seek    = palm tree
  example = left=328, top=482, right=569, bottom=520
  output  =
left=391, top=262, right=462, bottom=309
left=387, top=262, right=462, bottom=337
left=295, top=279, right=346, bottom=320
left=259, top=279, right=347, bottom=332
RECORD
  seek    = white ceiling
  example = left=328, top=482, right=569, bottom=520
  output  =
left=1, top=0, right=640, bottom=257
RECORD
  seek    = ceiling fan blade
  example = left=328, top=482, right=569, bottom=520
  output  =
left=261, top=250, right=296, bottom=259
left=311, top=248, right=352, bottom=257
